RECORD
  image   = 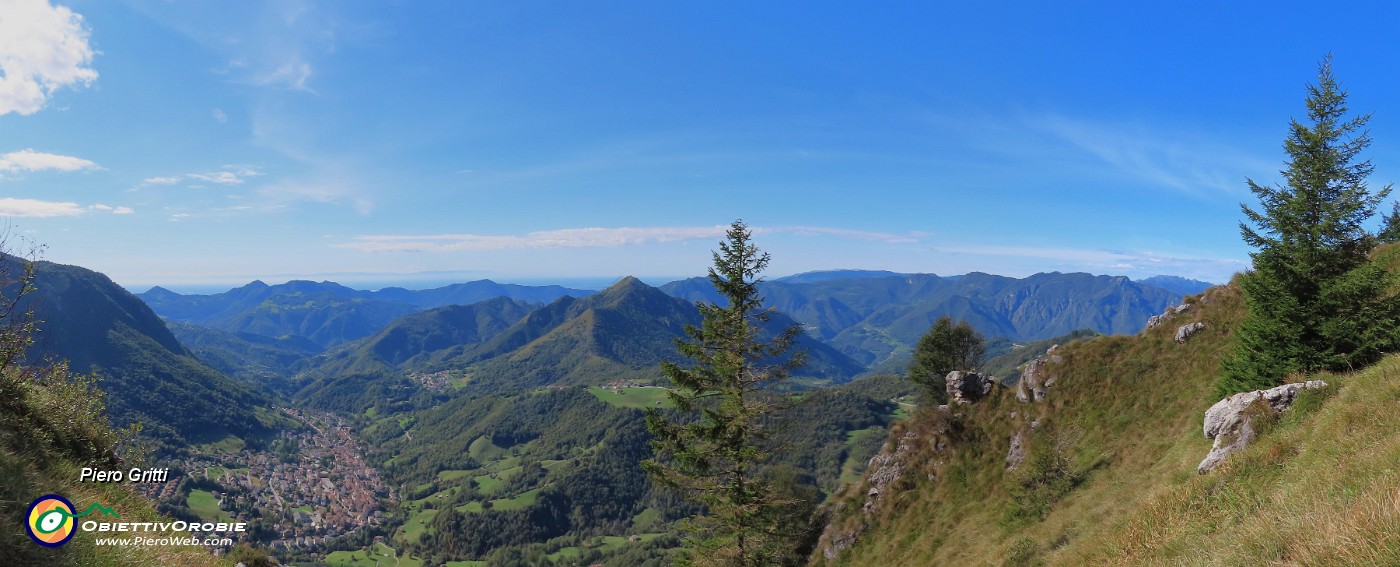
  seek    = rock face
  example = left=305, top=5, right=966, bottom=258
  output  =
left=1175, top=322, right=1206, bottom=343
left=1016, top=359, right=1049, bottom=403
left=1007, top=346, right=1064, bottom=468
left=860, top=430, right=920, bottom=516
left=1197, top=380, right=1329, bottom=474
left=1015, top=347, right=1061, bottom=404
left=1006, top=429, right=1027, bottom=470
left=815, top=406, right=959, bottom=560
left=945, top=371, right=994, bottom=405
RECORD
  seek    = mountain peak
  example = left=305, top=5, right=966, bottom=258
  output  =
left=589, top=276, right=659, bottom=307
left=143, top=285, right=178, bottom=298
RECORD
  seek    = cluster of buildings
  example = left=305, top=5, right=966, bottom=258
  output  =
left=407, top=369, right=454, bottom=391
left=139, top=409, right=391, bottom=553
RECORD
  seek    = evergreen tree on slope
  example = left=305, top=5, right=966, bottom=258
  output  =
left=643, top=220, right=809, bottom=566
left=1219, top=56, right=1400, bottom=397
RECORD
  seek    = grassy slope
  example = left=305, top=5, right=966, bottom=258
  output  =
left=818, top=284, right=1228, bottom=565
left=825, top=275, right=1400, bottom=565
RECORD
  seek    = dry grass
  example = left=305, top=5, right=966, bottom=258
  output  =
left=1079, top=355, right=1400, bottom=566
left=825, top=278, right=1400, bottom=566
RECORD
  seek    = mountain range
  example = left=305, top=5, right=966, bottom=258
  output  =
left=138, top=278, right=593, bottom=348
left=662, top=271, right=1207, bottom=370
left=294, top=276, right=867, bottom=411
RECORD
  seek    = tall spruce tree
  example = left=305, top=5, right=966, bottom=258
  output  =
left=643, top=220, right=806, bottom=566
left=1218, top=56, right=1399, bottom=397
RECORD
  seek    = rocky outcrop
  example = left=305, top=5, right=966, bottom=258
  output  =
left=946, top=371, right=994, bottom=405
left=860, top=430, right=920, bottom=516
left=1007, top=346, right=1065, bottom=468
left=1145, top=302, right=1192, bottom=331
left=1175, top=322, right=1206, bottom=343
left=1006, top=429, right=1027, bottom=470
left=816, top=406, right=958, bottom=560
left=1197, top=380, right=1329, bottom=474
left=1015, top=346, right=1061, bottom=404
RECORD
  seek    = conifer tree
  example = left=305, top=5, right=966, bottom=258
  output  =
left=1219, top=56, right=1399, bottom=397
left=643, top=220, right=805, bottom=566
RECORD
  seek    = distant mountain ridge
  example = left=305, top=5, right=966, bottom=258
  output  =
left=139, top=279, right=594, bottom=348
left=142, top=270, right=1207, bottom=404
left=773, top=269, right=911, bottom=284
left=661, top=271, right=1189, bottom=368
left=295, top=277, right=866, bottom=411
left=1135, top=274, right=1217, bottom=297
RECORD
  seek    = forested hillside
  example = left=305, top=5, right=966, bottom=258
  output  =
left=13, top=257, right=278, bottom=446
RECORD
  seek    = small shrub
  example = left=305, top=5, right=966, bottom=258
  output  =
left=1002, top=423, right=1082, bottom=527
left=1003, top=537, right=1041, bottom=566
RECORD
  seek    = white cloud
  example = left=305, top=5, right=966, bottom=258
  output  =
left=89, top=203, right=134, bottom=215
left=187, top=171, right=245, bottom=185
left=0, top=197, right=83, bottom=217
left=339, top=225, right=926, bottom=253
left=223, top=165, right=262, bottom=177
left=256, top=58, right=314, bottom=92
left=143, top=165, right=262, bottom=186
left=0, top=149, right=99, bottom=174
left=212, top=108, right=228, bottom=123
left=340, top=226, right=732, bottom=253
left=0, top=0, right=98, bottom=116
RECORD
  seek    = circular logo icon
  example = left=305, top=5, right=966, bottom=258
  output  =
left=26, top=494, right=76, bottom=547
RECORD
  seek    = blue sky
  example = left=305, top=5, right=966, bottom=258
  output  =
left=4, top=0, right=1400, bottom=291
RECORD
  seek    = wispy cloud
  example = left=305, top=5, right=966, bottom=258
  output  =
left=1025, top=114, right=1274, bottom=198
left=920, top=108, right=1273, bottom=198
left=89, top=203, right=134, bottom=215
left=256, top=176, right=372, bottom=214
left=253, top=58, right=315, bottom=92
left=0, top=199, right=134, bottom=218
left=130, top=0, right=343, bottom=94
left=0, top=0, right=98, bottom=116
left=188, top=171, right=245, bottom=185
left=340, top=225, right=925, bottom=253
left=937, top=244, right=1246, bottom=281
left=140, top=165, right=262, bottom=187
left=0, top=197, right=83, bottom=217
left=0, top=149, right=99, bottom=175
left=340, top=226, right=729, bottom=253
